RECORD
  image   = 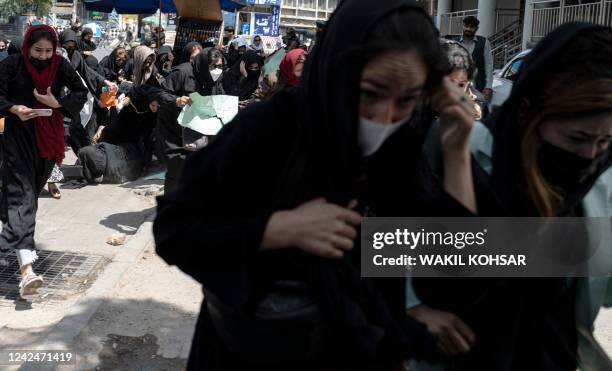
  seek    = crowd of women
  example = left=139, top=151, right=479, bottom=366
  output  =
left=0, top=20, right=306, bottom=300
left=0, top=0, right=611, bottom=370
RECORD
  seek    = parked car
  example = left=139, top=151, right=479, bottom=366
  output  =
left=489, top=49, right=531, bottom=111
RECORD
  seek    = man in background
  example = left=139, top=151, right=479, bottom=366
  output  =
left=458, top=16, right=494, bottom=102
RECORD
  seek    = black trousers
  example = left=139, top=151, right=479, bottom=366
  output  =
left=154, top=114, right=186, bottom=195
left=0, top=118, right=54, bottom=252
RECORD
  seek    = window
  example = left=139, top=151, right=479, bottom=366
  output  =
left=503, top=57, right=524, bottom=82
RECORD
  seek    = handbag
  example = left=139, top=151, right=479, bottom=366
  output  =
left=206, top=280, right=331, bottom=363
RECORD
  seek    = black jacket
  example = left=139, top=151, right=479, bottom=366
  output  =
left=153, top=1, right=474, bottom=369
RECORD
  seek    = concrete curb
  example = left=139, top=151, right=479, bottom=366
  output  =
left=33, top=211, right=156, bottom=355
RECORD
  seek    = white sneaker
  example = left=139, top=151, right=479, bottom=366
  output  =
left=19, top=273, right=43, bottom=298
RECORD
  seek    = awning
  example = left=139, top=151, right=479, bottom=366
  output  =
left=83, top=0, right=251, bottom=14
left=83, top=0, right=177, bottom=14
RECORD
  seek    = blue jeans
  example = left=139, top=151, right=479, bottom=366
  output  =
left=16, top=249, right=38, bottom=268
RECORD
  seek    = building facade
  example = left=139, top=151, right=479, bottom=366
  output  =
left=279, top=0, right=338, bottom=30
left=433, top=0, right=612, bottom=66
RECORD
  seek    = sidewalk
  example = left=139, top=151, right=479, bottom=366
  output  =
left=0, top=154, right=610, bottom=369
left=0, top=152, right=202, bottom=370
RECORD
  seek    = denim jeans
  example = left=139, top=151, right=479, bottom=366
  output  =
left=15, top=249, right=38, bottom=268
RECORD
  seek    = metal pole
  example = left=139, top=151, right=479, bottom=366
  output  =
left=599, top=0, right=606, bottom=25
left=559, top=0, right=565, bottom=27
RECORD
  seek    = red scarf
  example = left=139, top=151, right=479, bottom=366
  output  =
left=280, top=49, right=306, bottom=88
left=22, top=25, right=65, bottom=165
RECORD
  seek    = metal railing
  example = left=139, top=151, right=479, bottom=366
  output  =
left=490, top=20, right=523, bottom=68
left=439, top=9, right=478, bottom=36
left=531, top=0, right=612, bottom=42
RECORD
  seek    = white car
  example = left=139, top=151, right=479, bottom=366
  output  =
left=489, top=49, right=531, bottom=111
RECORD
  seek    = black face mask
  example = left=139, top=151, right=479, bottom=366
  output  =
left=30, top=57, right=52, bottom=70
left=247, top=68, right=260, bottom=79
left=65, top=47, right=76, bottom=58
left=538, top=141, right=605, bottom=190
left=0, top=47, right=6, bottom=52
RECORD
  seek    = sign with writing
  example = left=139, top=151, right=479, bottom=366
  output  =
left=271, top=5, right=280, bottom=37
left=246, top=0, right=282, bottom=6
left=253, top=13, right=273, bottom=36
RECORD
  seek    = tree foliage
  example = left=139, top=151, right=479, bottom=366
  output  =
left=0, top=0, right=53, bottom=18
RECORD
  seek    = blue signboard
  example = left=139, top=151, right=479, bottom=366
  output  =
left=271, top=6, right=280, bottom=37
left=242, top=23, right=250, bottom=35
left=247, top=0, right=282, bottom=6
left=253, top=13, right=273, bottom=36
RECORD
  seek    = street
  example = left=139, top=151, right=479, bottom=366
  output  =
left=0, top=4, right=610, bottom=368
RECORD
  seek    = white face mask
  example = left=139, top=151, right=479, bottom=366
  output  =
left=357, top=115, right=412, bottom=156
left=210, top=68, right=223, bottom=82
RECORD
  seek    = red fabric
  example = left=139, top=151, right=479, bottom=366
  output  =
left=21, top=25, right=65, bottom=165
left=279, top=49, right=306, bottom=88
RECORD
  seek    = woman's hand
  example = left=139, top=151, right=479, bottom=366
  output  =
left=92, top=126, right=105, bottom=144
left=9, top=105, right=39, bottom=122
left=431, top=77, right=475, bottom=154
left=33, top=87, right=61, bottom=109
left=176, top=96, right=191, bottom=107
left=239, top=60, right=248, bottom=78
left=407, top=304, right=476, bottom=356
left=261, top=198, right=362, bottom=258
left=430, top=77, right=477, bottom=214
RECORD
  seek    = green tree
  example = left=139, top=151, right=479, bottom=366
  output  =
left=0, top=0, right=53, bottom=18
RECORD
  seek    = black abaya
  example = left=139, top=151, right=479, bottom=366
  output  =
left=99, top=48, right=128, bottom=83
left=222, top=51, right=262, bottom=101
left=60, top=29, right=106, bottom=155
left=0, top=54, right=88, bottom=252
left=154, top=1, right=469, bottom=369
left=413, top=23, right=612, bottom=371
left=154, top=60, right=197, bottom=193
left=78, top=85, right=174, bottom=184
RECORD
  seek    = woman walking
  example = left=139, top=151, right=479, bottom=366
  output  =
left=0, top=25, right=87, bottom=298
left=154, top=0, right=477, bottom=369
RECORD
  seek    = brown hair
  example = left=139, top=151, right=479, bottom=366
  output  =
left=519, top=29, right=612, bottom=215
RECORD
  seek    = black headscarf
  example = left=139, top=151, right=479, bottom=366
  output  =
left=223, top=50, right=263, bottom=100
left=80, top=28, right=93, bottom=44
left=486, top=23, right=612, bottom=216
left=193, top=50, right=225, bottom=96
left=156, top=45, right=173, bottom=77
left=177, top=41, right=201, bottom=66
left=285, top=0, right=440, bottom=206
left=59, top=29, right=79, bottom=60
left=7, top=37, right=22, bottom=55
left=58, top=29, right=103, bottom=96
left=99, top=47, right=127, bottom=82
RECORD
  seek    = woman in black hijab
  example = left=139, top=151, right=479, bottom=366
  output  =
left=154, top=45, right=201, bottom=194
left=154, top=0, right=477, bottom=370
left=78, top=85, right=174, bottom=184
left=0, top=26, right=87, bottom=298
left=156, top=45, right=174, bottom=77
left=98, top=46, right=129, bottom=83
left=222, top=50, right=263, bottom=101
left=77, top=28, right=97, bottom=62
left=59, top=29, right=111, bottom=154
left=412, top=23, right=612, bottom=371
left=6, top=37, right=22, bottom=56
left=193, top=48, right=225, bottom=96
